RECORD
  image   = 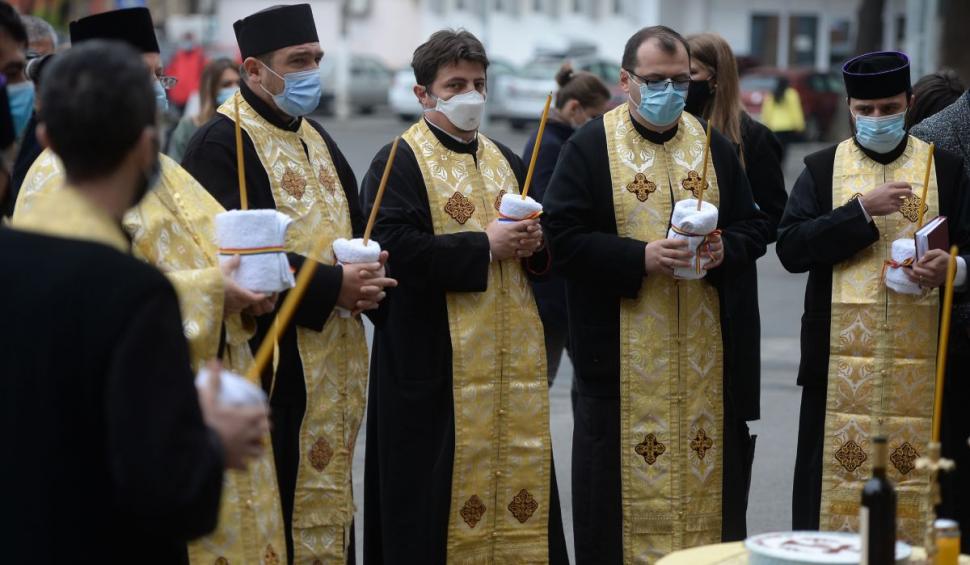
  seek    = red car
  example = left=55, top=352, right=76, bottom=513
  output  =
left=740, top=67, right=845, bottom=141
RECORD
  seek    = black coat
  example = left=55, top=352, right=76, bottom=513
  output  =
left=0, top=228, right=224, bottom=564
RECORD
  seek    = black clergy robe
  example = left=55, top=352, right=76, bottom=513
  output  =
left=0, top=227, right=224, bottom=564
left=776, top=138, right=970, bottom=533
left=180, top=81, right=363, bottom=563
left=360, top=121, right=568, bottom=565
left=542, top=114, right=769, bottom=564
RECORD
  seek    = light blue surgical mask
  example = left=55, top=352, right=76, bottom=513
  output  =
left=153, top=79, right=169, bottom=113
left=7, top=81, right=34, bottom=138
left=260, top=63, right=321, bottom=117
left=632, top=78, right=686, bottom=128
left=854, top=111, right=907, bottom=154
left=216, top=87, right=237, bottom=106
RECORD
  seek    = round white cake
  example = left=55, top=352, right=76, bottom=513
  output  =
left=745, top=532, right=911, bottom=565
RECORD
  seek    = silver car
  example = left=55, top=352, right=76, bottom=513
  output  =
left=318, top=54, right=393, bottom=115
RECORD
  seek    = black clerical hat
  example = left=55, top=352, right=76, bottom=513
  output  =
left=842, top=51, right=911, bottom=100
left=69, top=7, right=160, bottom=54
left=234, top=4, right=319, bottom=59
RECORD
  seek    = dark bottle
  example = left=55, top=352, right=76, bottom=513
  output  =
left=860, top=436, right=897, bottom=565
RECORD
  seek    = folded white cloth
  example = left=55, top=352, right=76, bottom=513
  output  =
left=499, top=193, right=543, bottom=221
left=667, top=199, right=719, bottom=280
left=195, top=368, right=267, bottom=407
left=885, top=238, right=922, bottom=295
left=332, top=238, right=382, bottom=318
left=215, top=210, right=295, bottom=294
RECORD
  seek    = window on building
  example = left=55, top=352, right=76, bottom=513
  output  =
left=613, top=0, right=624, bottom=15
left=495, top=0, right=505, bottom=11
left=828, top=19, right=852, bottom=68
left=788, top=14, right=818, bottom=67
left=750, top=14, right=779, bottom=67
left=573, top=0, right=583, bottom=13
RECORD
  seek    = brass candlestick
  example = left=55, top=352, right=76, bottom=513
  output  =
left=915, top=442, right=956, bottom=563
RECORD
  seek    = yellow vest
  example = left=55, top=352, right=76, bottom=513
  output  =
left=603, top=106, right=724, bottom=563
left=401, top=120, right=552, bottom=563
left=819, top=136, right=939, bottom=544
left=218, top=92, right=368, bottom=564
left=13, top=149, right=287, bottom=564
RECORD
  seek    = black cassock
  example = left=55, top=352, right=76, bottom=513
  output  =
left=0, top=228, right=223, bottom=564
left=543, top=114, right=770, bottom=564
left=776, top=139, right=970, bottom=542
left=181, top=82, right=363, bottom=563
left=360, top=122, right=568, bottom=565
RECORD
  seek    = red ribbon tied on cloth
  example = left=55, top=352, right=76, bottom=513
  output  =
left=498, top=210, right=543, bottom=221
left=669, top=225, right=722, bottom=273
left=881, top=256, right=915, bottom=280
left=218, top=245, right=286, bottom=256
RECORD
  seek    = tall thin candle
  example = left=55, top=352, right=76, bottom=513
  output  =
left=931, top=245, right=959, bottom=442
left=521, top=92, right=553, bottom=200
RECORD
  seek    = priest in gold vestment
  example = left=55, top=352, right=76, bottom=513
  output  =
left=360, top=30, right=569, bottom=564
left=543, top=26, right=769, bottom=564
left=181, top=5, right=395, bottom=563
left=779, top=51, right=970, bottom=543
left=13, top=8, right=286, bottom=564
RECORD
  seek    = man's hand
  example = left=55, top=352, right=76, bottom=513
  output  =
left=221, top=255, right=269, bottom=315
left=337, top=255, right=398, bottom=312
left=645, top=239, right=692, bottom=276
left=515, top=220, right=544, bottom=258
left=702, top=232, right=724, bottom=270
left=859, top=182, right=913, bottom=217
left=905, top=248, right=952, bottom=288
left=487, top=219, right=532, bottom=261
left=245, top=293, right=278, bottom=317
left=198, top=361, right=270, bottom=471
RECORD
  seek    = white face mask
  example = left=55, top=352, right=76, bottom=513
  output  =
left=425, top=88, right=486, bottom=131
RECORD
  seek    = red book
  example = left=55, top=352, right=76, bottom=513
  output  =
left=914, top=216, right=949, bottom=261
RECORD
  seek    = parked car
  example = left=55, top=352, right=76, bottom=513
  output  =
left=496, top=57, right=624, bottom=130
left=739, top=67, right=844, bottom=141
left=388, top=58, right=518, bottom=123
left=317, top=54, right=393, bottom=115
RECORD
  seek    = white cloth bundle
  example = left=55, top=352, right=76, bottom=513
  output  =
left=215, top=210, right=295, bottom=294
left=885, top=238, right=922, bottom=295
left=195, top=368, right=268, bottom=407
left=332, top=238, right=382, bottom=318
left=499, top=193, right=543, bottom=221
left=667, top=199, right=719, bottom=280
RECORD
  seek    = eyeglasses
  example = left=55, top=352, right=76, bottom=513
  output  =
left=158, top=75, right=178, bottom=90
left=624, top=69, right=690, bottom=92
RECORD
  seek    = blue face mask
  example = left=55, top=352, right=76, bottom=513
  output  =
left=854, top=111, right=907, bottom=154
left=153, top=79, right=169, bottom=113
left=260, top=64, right=321, bottom=117
left=216, top=87, right=237, bottom=106
left=633, top=79, right=686, bottom=128
left=7, top=81, right=34, bottom=138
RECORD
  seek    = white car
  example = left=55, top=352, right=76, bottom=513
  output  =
left=388, top=59, right=518, bottom=123
left=317, top=54, right=393, bottom=115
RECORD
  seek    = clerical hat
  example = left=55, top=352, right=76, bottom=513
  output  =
left=234, top=4, right=319, bottom=59
left=69, top=7, right=160, bottom=54
left=842, top=51, right=911, bottom=100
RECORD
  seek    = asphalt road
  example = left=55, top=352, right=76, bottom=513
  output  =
left=315, top=112, right=821, bottom=563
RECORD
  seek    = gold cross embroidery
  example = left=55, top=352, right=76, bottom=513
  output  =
left=626, top=173, right=657, bottom=202
left=635, top=433, right=666, bottom=465
left=681, top=170, right=708, bottom=198
left=899, top=194, right=927, bottom=223
left=690, top=428, right=714, bottom=460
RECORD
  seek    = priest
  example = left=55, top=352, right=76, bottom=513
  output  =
left=777, top=51, right=970, bottom=542
left=181, top=5, right=395, bottom=563
left=360, top=30, right=567, bottom=564
left=13, top=8, right=286, bottom=564
left=543, top=26, right=769, bottom=563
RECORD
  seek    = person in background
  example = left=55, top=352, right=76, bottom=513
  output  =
left=760, top=75, right=805, bottom=160
left=906, top=69, right=965, bottom=129
left=164, top=32, right=206, bottom=112
left=524, top=63, right=610, bottom=388
left=5, top=14, right=58, bottom=218
left=910, top=72, right=970, bottom=552
left=21, top=14, right=56, bottom=59
left=167, top=58, right=239, bottom=162
left=685, top=33, right=787, bottom=483
left=0, top=2, right=25, bottom=216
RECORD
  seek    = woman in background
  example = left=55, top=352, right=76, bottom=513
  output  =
left=524, top=63, right=610, bottom=388
left=906, top=69, right=965, bottom=129
left=167, top=57, right=239, bottom=163
left=685, top=33, right=789, bottom=538
left=759, top=75, right=805, bottom=159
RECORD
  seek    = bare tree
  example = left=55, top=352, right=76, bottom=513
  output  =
left=855, top=0, right=886, bottom=54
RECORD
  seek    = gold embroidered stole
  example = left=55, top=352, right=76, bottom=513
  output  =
left=401, top=120, right=551, bottom=564
left=14, top=149, right=287, bottom=565
left=604, top=106, right=724, bottom=564
left=820, top=137, right=939, bottom=543
left=219, top=92, right=368, bottom=563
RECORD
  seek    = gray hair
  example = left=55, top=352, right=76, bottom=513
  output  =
left=20, top=15, right=57, bottom=50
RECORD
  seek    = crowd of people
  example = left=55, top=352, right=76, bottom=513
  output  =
left=1, top=3, right=969, bottom=564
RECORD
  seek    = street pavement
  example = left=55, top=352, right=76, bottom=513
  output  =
left=316, top=113, right=822, bottom=563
